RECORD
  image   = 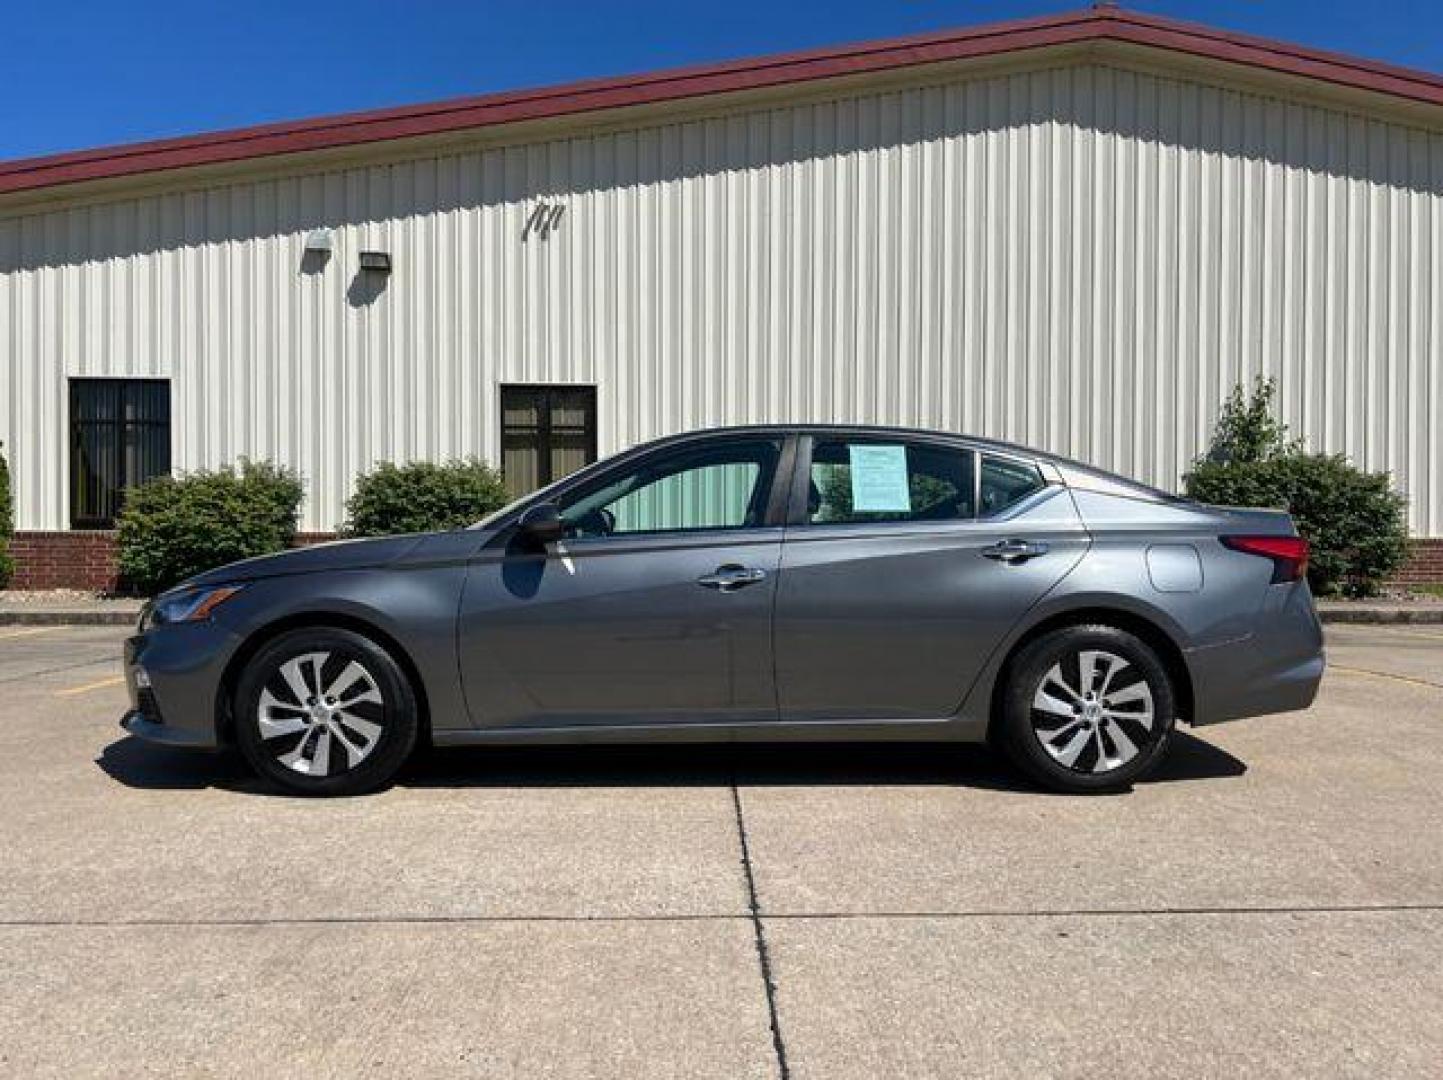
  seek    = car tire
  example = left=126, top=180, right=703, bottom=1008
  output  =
left=1000, top=625, right=1176, bottom=794
left=235, top=627, right=419, bottom=796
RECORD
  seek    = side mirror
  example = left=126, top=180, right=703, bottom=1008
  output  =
left=517, top=501, right=566, bottom=547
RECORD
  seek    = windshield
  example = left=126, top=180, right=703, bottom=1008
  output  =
left=470, top=453, right=617, bottom=529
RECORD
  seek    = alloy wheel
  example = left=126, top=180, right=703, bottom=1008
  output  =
left=1030, top=649, right=1155, bottom=774
left=256, top=651, right=386, bottom=777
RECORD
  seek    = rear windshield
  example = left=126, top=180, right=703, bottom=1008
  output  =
left=1054, top=460, right=1190, bottom=504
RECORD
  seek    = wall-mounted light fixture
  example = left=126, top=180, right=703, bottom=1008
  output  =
left=303, top=229, right=333, bottom=254
left=359, top=251, right=392, bottom=273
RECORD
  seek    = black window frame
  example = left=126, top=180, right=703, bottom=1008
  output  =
left=68, top=377, right=172, bottom=530
left=499, top=384, right=598, bottom=498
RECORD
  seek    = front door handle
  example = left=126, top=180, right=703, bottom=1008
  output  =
left=981, top=539, right=1050, bottom=564
left=697, top=564, right=769, bottom=591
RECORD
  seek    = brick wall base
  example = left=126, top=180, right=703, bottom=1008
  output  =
left=9, top=531, right=123, bottom=592
left=1394, top=538, right=1443, bottom=586
left=5, top=531, right=1443, bottom=592
left=6, top=531, right=343, bottom=593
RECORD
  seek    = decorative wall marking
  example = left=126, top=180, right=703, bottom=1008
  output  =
left=522, top=201, right=566, bottom=241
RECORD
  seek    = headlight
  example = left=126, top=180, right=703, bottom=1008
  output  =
left=143, top=584, right=246, bottom=630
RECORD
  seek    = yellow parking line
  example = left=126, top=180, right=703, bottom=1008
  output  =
left=0, top=626, right=64, bottom=641
left=56, top=674, right=126, bottom=697
left=1366, top=625, right=1443, bottom=642
left=1330, top=664, right=1442, bottom=692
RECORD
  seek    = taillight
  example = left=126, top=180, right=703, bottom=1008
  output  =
left=1221, top=535, right=1309, bottom=584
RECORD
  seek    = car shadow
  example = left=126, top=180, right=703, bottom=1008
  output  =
left=96, top=738, right=263, bottom=793
left=1145, top=730, right=1250, bottom=784
left=96, top=729, right=1245, bottom=796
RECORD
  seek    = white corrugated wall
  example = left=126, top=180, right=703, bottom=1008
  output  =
left=2, top=61, right=1442, bottom=533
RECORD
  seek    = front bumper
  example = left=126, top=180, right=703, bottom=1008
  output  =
left=120, top=709, right=222, bottom=748
left=120, top=619, right=240, bottom=750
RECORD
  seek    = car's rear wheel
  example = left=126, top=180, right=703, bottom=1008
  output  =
left=1000, top=625, right=1175, bottom=793
left=235, top=627, right=418, bottom=796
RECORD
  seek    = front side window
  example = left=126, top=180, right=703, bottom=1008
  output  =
left=69, top=378, right=171, bottom=528
left=806, top=440, right=976, bottom=526
left=559, top=439, right=782, bottom=539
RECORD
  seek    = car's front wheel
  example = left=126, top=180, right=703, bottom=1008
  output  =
left=235, top=627, right=419, bottom=796
left=999, top=625, right=1176, bottom=793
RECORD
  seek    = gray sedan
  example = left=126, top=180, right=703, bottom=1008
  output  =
left=121, top=425, right=1324, bottom=796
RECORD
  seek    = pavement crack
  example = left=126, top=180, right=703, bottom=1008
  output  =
left=1, top=903, right=1438, bottom=932
left=760, top=903, right=1443, bottom=920
left=0, top=913, right=746, bottom=929
left=0, top=656, right=116, bottom=684
left=729, top=779, right=792, bottom=1080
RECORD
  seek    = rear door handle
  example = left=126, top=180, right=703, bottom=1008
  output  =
left=981, top=539, right=1050, bottom=564
left=697, top=564, right=769, bottom=591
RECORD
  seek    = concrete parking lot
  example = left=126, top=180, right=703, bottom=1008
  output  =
left=1, top=623, right=1440, bottom=1078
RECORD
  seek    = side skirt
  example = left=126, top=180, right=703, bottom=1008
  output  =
left=431, top=716, right=989, bottom=747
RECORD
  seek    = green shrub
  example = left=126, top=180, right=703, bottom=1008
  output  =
left=1198, top=378, right=1301, bottom=465
left=117, top=460, right=304, bottom=595
left=0, top=444, right=14, bottom=586
left=1183, top=379, right=1409, bottom=597
left=343, top=458, right=508, bottom=537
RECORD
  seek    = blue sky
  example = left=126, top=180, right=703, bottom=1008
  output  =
left=6, top=1, right=1442, bottom=161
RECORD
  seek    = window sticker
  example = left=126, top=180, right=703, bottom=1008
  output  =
left=848, top=444, right=912, bottom=512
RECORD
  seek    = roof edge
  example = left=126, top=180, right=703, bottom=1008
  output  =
left=3, top=5, right=1442, bottom=198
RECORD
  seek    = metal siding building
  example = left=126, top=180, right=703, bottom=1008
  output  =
left=2, top=8, right=1442, bottom=566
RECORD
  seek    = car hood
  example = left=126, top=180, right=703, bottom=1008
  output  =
left=182, top=533, right=433, bottom=587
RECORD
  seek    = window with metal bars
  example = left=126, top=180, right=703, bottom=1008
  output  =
left=499, top=385, right=597, bottom=498
left=69, top=378, right=171, bottom=529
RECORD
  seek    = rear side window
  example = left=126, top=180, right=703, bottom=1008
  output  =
left=979, top=454, right=1047, bottom=518
left=806, top=440, right=976, bottom=526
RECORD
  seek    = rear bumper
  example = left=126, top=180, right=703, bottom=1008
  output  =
left=1188, top=583, right=1326, bottom=726
left=1188, top=651, right=1325, bottom=726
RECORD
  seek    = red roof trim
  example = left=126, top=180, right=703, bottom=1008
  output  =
left=4, top=6, right=1442, bottom=197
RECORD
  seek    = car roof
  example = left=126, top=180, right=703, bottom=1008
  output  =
left=641, top=424, right=1183, bottom=501
left=642, top=422, right=1063, bottom=463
